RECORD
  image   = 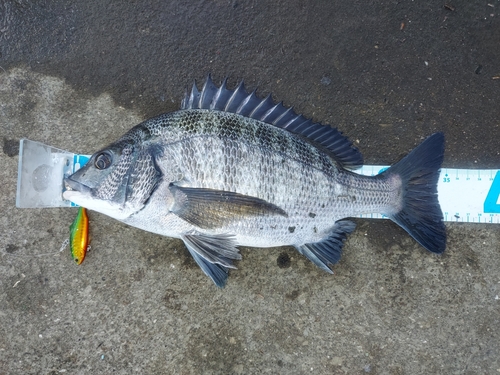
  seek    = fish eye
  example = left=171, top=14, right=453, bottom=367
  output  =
left=94, top=152, right=113, bottom=170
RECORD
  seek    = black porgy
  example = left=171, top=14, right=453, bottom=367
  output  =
left=64, top=76, right=446, bottom=287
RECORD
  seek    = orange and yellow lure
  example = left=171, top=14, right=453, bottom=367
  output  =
left=69, top=207, right=89, bottom=265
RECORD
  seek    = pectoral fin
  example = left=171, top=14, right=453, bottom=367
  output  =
left=169, top=184, right=287, bottom=229
left=181, top=232, right=241, bottom=287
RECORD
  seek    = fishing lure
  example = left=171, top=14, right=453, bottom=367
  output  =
left=69, top=207, right=89, bottom=265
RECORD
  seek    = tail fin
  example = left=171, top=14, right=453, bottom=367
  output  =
left=381, top=133, right=446, bottom=254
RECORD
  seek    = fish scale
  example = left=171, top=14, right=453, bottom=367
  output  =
left=64, top=76, right=446, bottom=287
left=164, top=111, right=397, bottom=224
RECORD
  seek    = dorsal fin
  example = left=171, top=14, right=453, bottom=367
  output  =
left=181, top=75, right=363, bottom=169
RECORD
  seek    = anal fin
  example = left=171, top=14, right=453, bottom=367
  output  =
left=295, top=220, right=356, bottom=273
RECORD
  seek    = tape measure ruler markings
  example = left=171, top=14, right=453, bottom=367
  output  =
left=70, top=156, right=500, bottom=223
left=356, top=166, right=500, bottom=224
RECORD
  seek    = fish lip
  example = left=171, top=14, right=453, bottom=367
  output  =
left=64, top=177, right=93, bottom=195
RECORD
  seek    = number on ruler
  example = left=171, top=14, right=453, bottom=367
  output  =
left=484, top=171, right=500, bottom=213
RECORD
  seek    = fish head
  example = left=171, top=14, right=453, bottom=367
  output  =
left=63, top=139, right=162, bottom=221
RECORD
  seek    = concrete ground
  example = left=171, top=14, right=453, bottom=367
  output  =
left=1, top=1, right=500, bottom=374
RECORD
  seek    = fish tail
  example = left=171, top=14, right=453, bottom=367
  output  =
left=382, top=133, right=446, bottom=253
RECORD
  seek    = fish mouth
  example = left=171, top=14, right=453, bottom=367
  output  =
left=64, top=177, right=93, bottom=195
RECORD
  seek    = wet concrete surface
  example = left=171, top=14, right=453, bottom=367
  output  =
left=1, top=1, right=500, bottom=373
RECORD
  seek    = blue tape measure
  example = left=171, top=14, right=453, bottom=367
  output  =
left=70, top=156, right=500, bottom=223
left=357, top=166, right=500, bottom=223
left=19, top=139, right=498, bottom=220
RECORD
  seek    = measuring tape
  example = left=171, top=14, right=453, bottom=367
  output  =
left=356, top=166, right=500, bottom=223
left=17, top=139, right=499, bottom=222
left=70, top=156, right=500, bottom=224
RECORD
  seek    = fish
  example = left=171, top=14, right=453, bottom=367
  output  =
left=63, top=76, right=446, bottom=287
left=69, top=206, right=89, bottom=265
